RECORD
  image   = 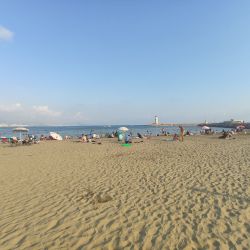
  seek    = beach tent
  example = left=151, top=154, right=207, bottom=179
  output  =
left=49, top=132, right=63, bottom=141
left=12, top=127, right=29, bottom=140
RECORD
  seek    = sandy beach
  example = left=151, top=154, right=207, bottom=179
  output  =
left=0, top=135, right=249, bottom=249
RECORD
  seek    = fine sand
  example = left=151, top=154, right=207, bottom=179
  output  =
left=0, top=135, right=249, bottom=249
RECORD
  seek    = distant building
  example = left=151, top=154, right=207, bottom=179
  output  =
left=224, top=119, right=244, bottom=124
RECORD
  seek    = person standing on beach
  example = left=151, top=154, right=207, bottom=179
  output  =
left=179, top=126, right=184, bottom=142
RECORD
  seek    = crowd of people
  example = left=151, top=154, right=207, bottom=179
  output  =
left=6, top=134, right=40, bottom=146
left=1, top=126, right=246, bottom=146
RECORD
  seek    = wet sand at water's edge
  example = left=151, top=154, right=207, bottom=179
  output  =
left=0, top=135, right=249, bottom=249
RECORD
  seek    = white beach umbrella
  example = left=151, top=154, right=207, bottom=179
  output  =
left=12, top=127, right=29, bottom=132
left=202, top=126, right=210, bottom=130
left=118, top=127, right=129, bottom=132
left=12, top=127, right=29, bottom=140
left=49, top=132, right=63, bottom=141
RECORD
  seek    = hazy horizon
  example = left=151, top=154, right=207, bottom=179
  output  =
left=0, top=118, right=247, bottom=127
left=1, top=1, right=250, bottom=125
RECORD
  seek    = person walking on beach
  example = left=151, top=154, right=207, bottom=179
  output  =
left=179, top=126, right=184, bottom=142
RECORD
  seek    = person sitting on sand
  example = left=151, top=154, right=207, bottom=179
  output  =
left=137, top=133, right=144, bottom=139
left=219, top=131, right=232, bottom=139
left=125, top=134, right=132, bottom=144
left=81, top=134, right=87, bottom=142
left=173, top=134, right=179, bottom=141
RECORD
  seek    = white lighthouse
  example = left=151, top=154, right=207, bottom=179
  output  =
left=154, top=116, right=159, bottom=125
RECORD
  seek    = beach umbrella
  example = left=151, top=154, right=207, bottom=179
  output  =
left=202, top=126, right=210, bottom=130
left=117, top=127, right=129, bottom=142
left=12, top=127, right=29, bottom=140
left=49, top=132, right=63, bottom=141
left=236, top=125, right=245, bottom=129
left=118, top=127, right=129, bottom=132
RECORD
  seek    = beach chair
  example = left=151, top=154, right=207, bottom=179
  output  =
left=10, top=137, right=19, bottom=146
left=1, top=137, right=8, bottom=143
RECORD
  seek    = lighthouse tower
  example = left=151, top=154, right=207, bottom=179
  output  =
left=155, top=116, right=159, bottom=125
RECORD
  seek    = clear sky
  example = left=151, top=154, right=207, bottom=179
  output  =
left=0, top=0, right=250, bottom=125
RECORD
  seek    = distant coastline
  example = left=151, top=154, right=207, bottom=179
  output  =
left=149, top=123, right=197, bottom=127
left=198, top=121, right=250, bottom=129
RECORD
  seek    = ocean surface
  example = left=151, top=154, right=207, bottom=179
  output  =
left=0, top=125, right=227, bottom=138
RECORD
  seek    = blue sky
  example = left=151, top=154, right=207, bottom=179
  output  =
left=0, top=0, right=250, bottom=125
